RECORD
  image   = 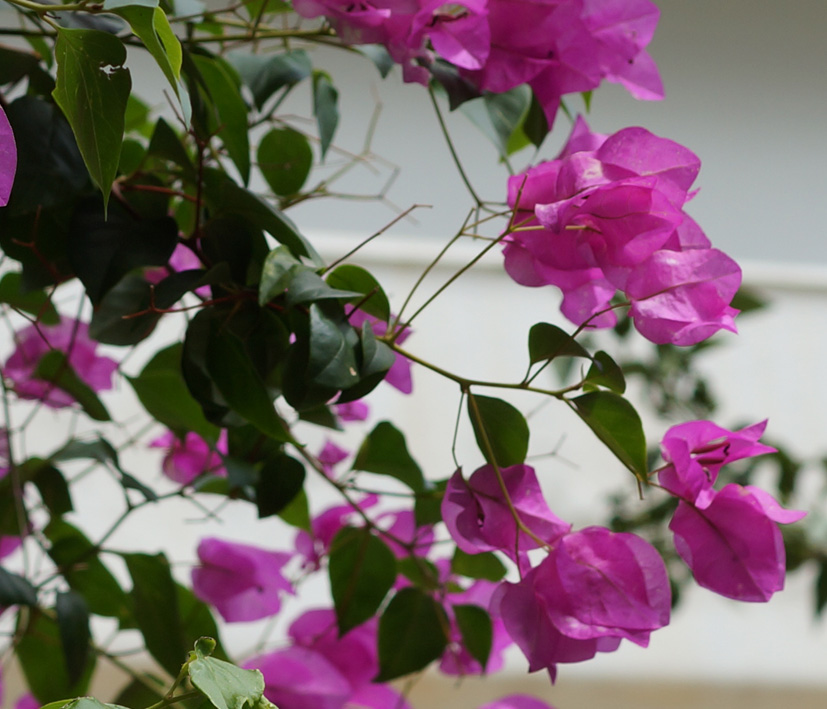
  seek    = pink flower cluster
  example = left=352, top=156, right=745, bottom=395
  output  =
left=149, top=430, right=228, bottom=484
left=503, top=117, right=741, bottom=345
left=657, top=420, right=805, bottom=601
left=443, top=463, right=670, bottom=680
left=293, top=0, right=661, bottom=126
left=0, top=103, right=15, bottom=207
left=245, top=609, right=410, bottom=709
left=3, top=319, right=118, bottom=408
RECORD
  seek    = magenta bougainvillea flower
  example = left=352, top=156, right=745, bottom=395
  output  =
left=149, top=430, right=227, bottom=484
left=347, top=309, right=413, bottom=394
left=503, top=118, right=740, bottom=345
left=317, top=438, right=350, bottom=477
left=293, top=1, right=660, bottom=128
left=245, top=609, right=411, bottom=709
left=479, top=695, right=556, bottom=709
left=3, top=319, right=118, bottom=408
left=14, top=695, right=39, bottom=709
left=496, top=527, right=670, bottom=680
left=0, top=104, right=16, bottom=206
left=191, top=537, right=294, bottom=622
left=670, top=484, right=805, bottom=602
left=657, top=419, right=776, bottom=505
left=333, top=399, right=370, bottom=422
left=657, top=420, right=805, bottom=601
left=442, top=464, right=570, bottom=562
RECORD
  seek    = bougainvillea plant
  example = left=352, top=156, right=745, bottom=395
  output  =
left=0, top=2, right=815, bottom=709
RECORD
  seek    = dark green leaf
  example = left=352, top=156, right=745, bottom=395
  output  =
left=3, top=97, right=88, bottom=216
left=356, top=45, right=394, bottom=78
left=523, top=91, right=549, bottom=149
left=335, top=322, right=394, bottom=403
left=88, top=274, right=160, bottom=346
left=306, top=303, right=360, bottom=390
left=585, top=350, right=626, bottom=394
left=376, top=587, right=448, bottom=681
left=277, top=487, right=311, bottom=532
left=18, top=613, right=95, bottom=702
left=33, top=351, right=110, bottom=422
left=189, top=643, right=266, bottom=709
left=206, top=328, right=287, bottom=440
left=468, top=394, right=529, bottom=467
left=0, top=567, right=38, bottom=606
left=528, top=322, right=590, bottom=364
left=414, top=479, right=447, bottom=527
left=124, top=553, right=187, bottom=676
left=396, top=556, right=440, bottom=591
left=32, top=464, right=73, bottom=516
left=68, top=199, right=178, bottom=305
left=0, top=273, right=60, bottom=323
left=114, top=676, right=165, bottom=709
left=285, top=270, right=361, bottom=307
left=329, top=527, right=397, bottom=635
left=816, top=560, right=827, bottom=616
left=128, top=343, right=219, bottom=440
left=326, top=265, right=390, bottom=322
left=202, top=169, right=321, bottom=264
left=56, top=591, right=91, bottom=684
left=255, top=454, right=305, bottom=518
left=228, top=50, right=311, bottom=110
left=352, top=421, right=425, bottom=492
left=312, top=70, right=338, bottom=159
left=147, top=117, right=196, bottom=178
left=258, top=245, right=307, bottom=305
left=258, top=127, right=313, bottom=196
left=572, top=391, right=647, bottom=480
left=451, top=549, right=506, bottom=582
left=460, top=86, right=530, bottom=159
left=428, top=60, right=481, bottom=110
left=52, top=28, right=131, bottom=210
left=192, top=54, right=250, bottom=184
left=46, top=520, right=133, bottom=624
left=177, top=585, right=228, bottom=661
left=453, top=604, right=492, bottom=670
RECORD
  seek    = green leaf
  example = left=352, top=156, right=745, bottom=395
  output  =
left=277, top=487, right=312, bottom=532
left=571, top=391, right=647, bottom=480
left=206, top=329, right=287, bottom=440
left=396, top=557, right=440, bottom=591
left=114, top=677, right=165, bottom=709
left=255, top=454, right=305, bottom=518
left=228, top=50, right=311, bottom=110
left=285, top=270, right=361, bottom=307
left=329, top=527, right=397, bottom=635
left=522, top=91, right=549, bottom=149
left=306, top=303, right=360, bottom=390
left=106, top=0, right=190, bottom=124
left=147, top=117, right=196, bottom=178
left=189, top=641, right=269, bottom=709
left=816, top=560, right=827, bottom=616
left=453, top=604, right=492, bottom=670
left=460, top=86, right=530, bottom=159
left=335, top=322, right=395, bottom=403
left=376, top=587, right=448, bottom=681
left=88, top=274, right=159, bottom=346
left=0, top=567, right=38, bottom=606
left=17, top=612, right=96, bottom=702
left=56, top=591, right=91, bottom=685
left=528, top=322, right=590, bottom=364
left=312, top=70, right=338, bottom=159
left=326, top=264, right=391, bottom=323
left=356, top=45, right=394, bottom=78
left=451, top=548, right=506, bottom=582
left=124, top=553, right=187, bottom=677
left=414, top=479, right=447, bottom=527
left=32, top=463, right=73, bottom=516
left=352, top=421, right=426, bottom=492
left=46, top=520, right=133, bottom=624
left=468, top=394, right=529, bottom=468
left=52, top=28, right=131, bottom=211
left=177, top=585, right=228, bottom=661
left=585, top=350, right=626, bottom=394
left=128, top=343, right=219, bottom=440
left=192, top=54, right=250, bottom=184
left=68, top=199, right=178, bottom=305
left=33, top=351, right=110, bottom=422
left=258, top=245, right=306, bottom=305
left=0, top=272, right=60, bottom=323
left=202, top=169, right=321, bottom=264
left=258, top=127, right=313, bottom=196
